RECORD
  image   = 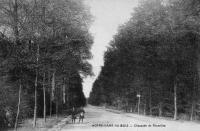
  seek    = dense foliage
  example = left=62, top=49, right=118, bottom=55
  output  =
left=89, top=0, right=200, bottom=120
left=0, top=0, right=93, bottom=128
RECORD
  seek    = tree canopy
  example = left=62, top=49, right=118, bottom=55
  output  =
left=0, top=0, right=93, bottom=128
left=89, top=0, right=200, bottom=120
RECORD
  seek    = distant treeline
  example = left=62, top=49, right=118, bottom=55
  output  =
left=0, top=0, right=93, bottom=129
left=89, top=0, right=200, bottom=121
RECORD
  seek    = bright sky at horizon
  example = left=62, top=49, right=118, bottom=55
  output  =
left=83, top=0, right=138, bottom=98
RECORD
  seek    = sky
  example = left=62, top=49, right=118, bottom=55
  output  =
left=83, top=0, right=138, bottom=98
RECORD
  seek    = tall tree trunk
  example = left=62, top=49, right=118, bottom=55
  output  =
left=14, top=79, right=22, bottom=131
left=50, top=71, right=55, bottom=116
left=190, top=102, right=194, bottom=121
left=190, top=76, right=195, bottom=121
left=33, top=44, right=39, bottom=127
left=194, top=32, right=200, bottom=121
left=43, top=72, right=46, bottom=122
left=50, top=91, right=52, bottom=117
left=63, top=78, right=66, bottom=104
left=130, top=105, right=133, bottom=113
left=144, top=103, right=146, bottom=115
left=190, top=74, right=197, bottom=121
left=51, top=71, right=55, bottom=101
left=159, top=102, right=163, bottom=117
left=56, top=96, right=58, bottom=119
left=138, top=95, right=140, bottom=115
left=149, top=86, right=152, bottom=115
left=66, top=75, right=69, bottom=108
left=33, top=69, right=38, bottom=127
left=48, top=71, right=52, bottom=117
left=159, top=84, right=164, bottom=117
left=55, top=87, right=59, bottom=119
left=174, top=80, right=177, bottom=120
left=190, top=62, right=198, bottom=121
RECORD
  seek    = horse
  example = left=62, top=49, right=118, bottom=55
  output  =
left=79, top=109, right=85, bottom=123
left=71, top=107, right=76, bottom=123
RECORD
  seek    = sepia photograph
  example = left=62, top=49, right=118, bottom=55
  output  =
left=0, top=0, right=200, bottom=131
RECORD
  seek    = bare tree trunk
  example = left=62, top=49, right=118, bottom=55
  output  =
left=66, top=75, right=69, bottom=108
left=43, top=72, right=46, bottom=122
left=144, top=104, right=146, bottom=115
left=14, top=80, right=22, bottom=131
left=50, top=92, right=52, bottom=117
left=149, top=87, right=152, bottom=116
left=52, top=71, right=55, bottom=101
left=190, top=102, right=194, bottom=121
left=138, top=96, right=140, bottom=115
left=134, top=103, right=137, bottom=112
left=174, top=80, right=177, bottom=120
left=63, top=78, right=66, bottom=104
left=190, top=67, right=198, bottom=121
left=117, top=102, right=120, bottom=110
left=13, top=1, right=20, bottom=126
left=159, top=102, right=162, bottom=117
left=130, top=105, right=133, bottom=113
left=55, top=87, right=59, bottom=119
left=33, top=69, right=38, bottom=127
left=190, top=82, right=195, bottom=121
left=50, top=71, right=55, bottom=117
left=56, top=97, right=58, bottom=119
left=48, top=71, right=52, bottom=117
left=33, top=44, right=39, bottom=127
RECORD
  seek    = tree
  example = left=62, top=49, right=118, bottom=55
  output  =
left=0, top=0, right=93, bottom=128
left=89, top=0, right=200, bottom=121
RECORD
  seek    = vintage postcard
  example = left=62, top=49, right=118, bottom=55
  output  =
left=0, top=0, right=200, bottom=131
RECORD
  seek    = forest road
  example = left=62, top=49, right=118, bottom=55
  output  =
left=48, top=105, right=200, bottom=131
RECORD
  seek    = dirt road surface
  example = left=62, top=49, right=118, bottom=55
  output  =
left=48, top=105, right=200, bottom=131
